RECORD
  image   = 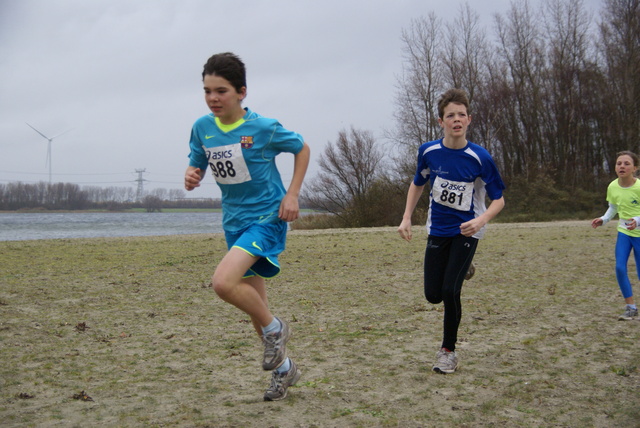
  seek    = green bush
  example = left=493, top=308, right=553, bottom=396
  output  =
left=498, top=174, right=605, bottom=223
left=299, top=174, right=606, bottom=229
left=291, top=213, right=342, bottom=230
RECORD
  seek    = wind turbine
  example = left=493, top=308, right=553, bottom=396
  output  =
left=26, top=122, right=72, bottom=184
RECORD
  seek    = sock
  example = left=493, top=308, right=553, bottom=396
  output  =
left=261, top=317, right=281, bottom=335
left=275, top=358, right=291, bottom=374
left=627, top=304, right=637, bottom=310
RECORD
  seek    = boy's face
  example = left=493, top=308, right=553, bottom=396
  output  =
left=438, top=102, right=471, bottom=140
left=203, top=74, right=246, bottom=124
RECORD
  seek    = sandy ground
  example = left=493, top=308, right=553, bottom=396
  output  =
left=1, top=220, right=639, bottom=427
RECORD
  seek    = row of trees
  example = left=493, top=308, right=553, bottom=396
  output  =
left=0, top=182, right=220, bottom=211
left=303, top=0, right=639, bottom=227
left=391, top=0, right=639, bottom=189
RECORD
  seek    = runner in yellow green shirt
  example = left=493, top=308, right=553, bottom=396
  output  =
left=592, top=151, right=640, bottom=320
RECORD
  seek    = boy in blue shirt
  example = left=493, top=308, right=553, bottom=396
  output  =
left=185, top=52, right=310, bottom=400
left=398, top=88, right=505, bottom=374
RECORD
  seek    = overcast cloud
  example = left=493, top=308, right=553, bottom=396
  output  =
left=0, top=0, right=602, bottom=199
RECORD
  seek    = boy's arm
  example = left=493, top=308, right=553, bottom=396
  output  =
left=279, top=143, right=311, bottom=222
left=460, top=196, right=505, bottom=237
left=398, top=182, right=425, bottom=242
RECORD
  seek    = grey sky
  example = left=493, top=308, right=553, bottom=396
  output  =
left=0, top=0, right=602, bottom=199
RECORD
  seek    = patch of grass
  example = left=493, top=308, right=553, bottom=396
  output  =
left=610, top=365, right=637, bottom=377
left=0, top=222, right=639, bottom=427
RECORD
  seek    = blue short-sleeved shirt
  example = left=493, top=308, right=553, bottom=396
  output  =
left=188, top=108, right=305, bottom=232
left=413, top=139, right=505, bottom=239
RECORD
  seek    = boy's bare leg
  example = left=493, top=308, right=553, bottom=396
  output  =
left=211, top=248, right=273, bottom=328
left=211, top=248, right=290, bottom=370
left=248, top=276, right=269, bottom=337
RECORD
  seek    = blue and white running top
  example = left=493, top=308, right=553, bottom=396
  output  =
left=188, top=108, right=305, bottom=233
left=413, top=139, right=505, bottom=239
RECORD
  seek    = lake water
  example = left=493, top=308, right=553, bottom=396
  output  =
left=0, top=212, right=224, bottom=241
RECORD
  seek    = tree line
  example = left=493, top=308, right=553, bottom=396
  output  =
left=0, top=181, right=221, bottom=211
left=302, top=0, right=639, bottom=228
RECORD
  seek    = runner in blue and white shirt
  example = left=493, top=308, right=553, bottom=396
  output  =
left=185, top=53, right=310, bottom=401
left=398, top=88, right=505, bottom=375
left=415, top=139, right=504, bottom=239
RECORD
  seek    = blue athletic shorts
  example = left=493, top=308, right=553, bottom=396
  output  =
left=224, top=220, right=287, bottom=278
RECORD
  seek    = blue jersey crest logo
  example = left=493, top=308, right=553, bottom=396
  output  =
left=241, top=136, right=254, bottom=149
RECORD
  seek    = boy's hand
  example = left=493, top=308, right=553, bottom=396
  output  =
left=279, top=194, right=300, bottom=222
left=591, top=218, right=603, bottom=229
left=460, top=218, right=484, bottom=237
left=398, top=219, right=413, bottom=241
left=185, top=168, right=202, bottom=191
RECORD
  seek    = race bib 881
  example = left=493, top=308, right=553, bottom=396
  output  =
left=432, top=176, right=473, bottom=211
left=204, top=143, right=251, bottom=185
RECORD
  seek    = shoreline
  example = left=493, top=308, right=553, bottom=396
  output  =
left=0, top=220, right=590, bottom=244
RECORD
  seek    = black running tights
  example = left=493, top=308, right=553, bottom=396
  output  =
left=423, top=234, right=478, bottom=352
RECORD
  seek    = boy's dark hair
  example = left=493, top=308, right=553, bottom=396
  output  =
left=202, top=52, right=247, bottom=93
left=437, top=88, right=470, bottom=119
left=617, top=150, right=640, bottom=167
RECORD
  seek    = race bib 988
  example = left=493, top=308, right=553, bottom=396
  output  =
left=432, top=176, right=473, bottom=211
left=204, top=143, right=251, bottom=185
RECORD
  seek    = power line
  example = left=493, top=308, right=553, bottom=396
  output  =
left=0, top=178, right=134, bottom=185
left=0, top=169, right=136, bottom=176
left=0, top=169, right=189, bottom=180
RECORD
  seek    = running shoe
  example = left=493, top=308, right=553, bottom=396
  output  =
left=618, top=307, right=638, bottom=321
left=262, top=317, right=290, bottom=371
left=263, top=359, right=302, bottom=401
left=433, top=349, right=458, bottom=374
left=465, top=262, right=475, bottom=281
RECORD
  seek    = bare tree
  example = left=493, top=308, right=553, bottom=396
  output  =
left=387, top=12, right=446, bottom=184
left=597, top=0, right=640, bottom=171
left=168, top=189, right=186, bottom=201
left=393, top=13, right=445, bottom=146
left=149, top=188, right=168, bottom=201
left=142, top=195, right=163, bottom=212
left=542, top=0, right=599, bottom=188
left=441, top=2, right=489, bottom=104
left=492, top=1, right=548, bottom=181
left=303, top=127, right=385, bottom=226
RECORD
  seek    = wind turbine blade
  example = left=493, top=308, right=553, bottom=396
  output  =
left=26, top=122, right=51, bottom=140
left=46, top=141, right=51, bottom=168
left=51, top=128, right=73, bottom=139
